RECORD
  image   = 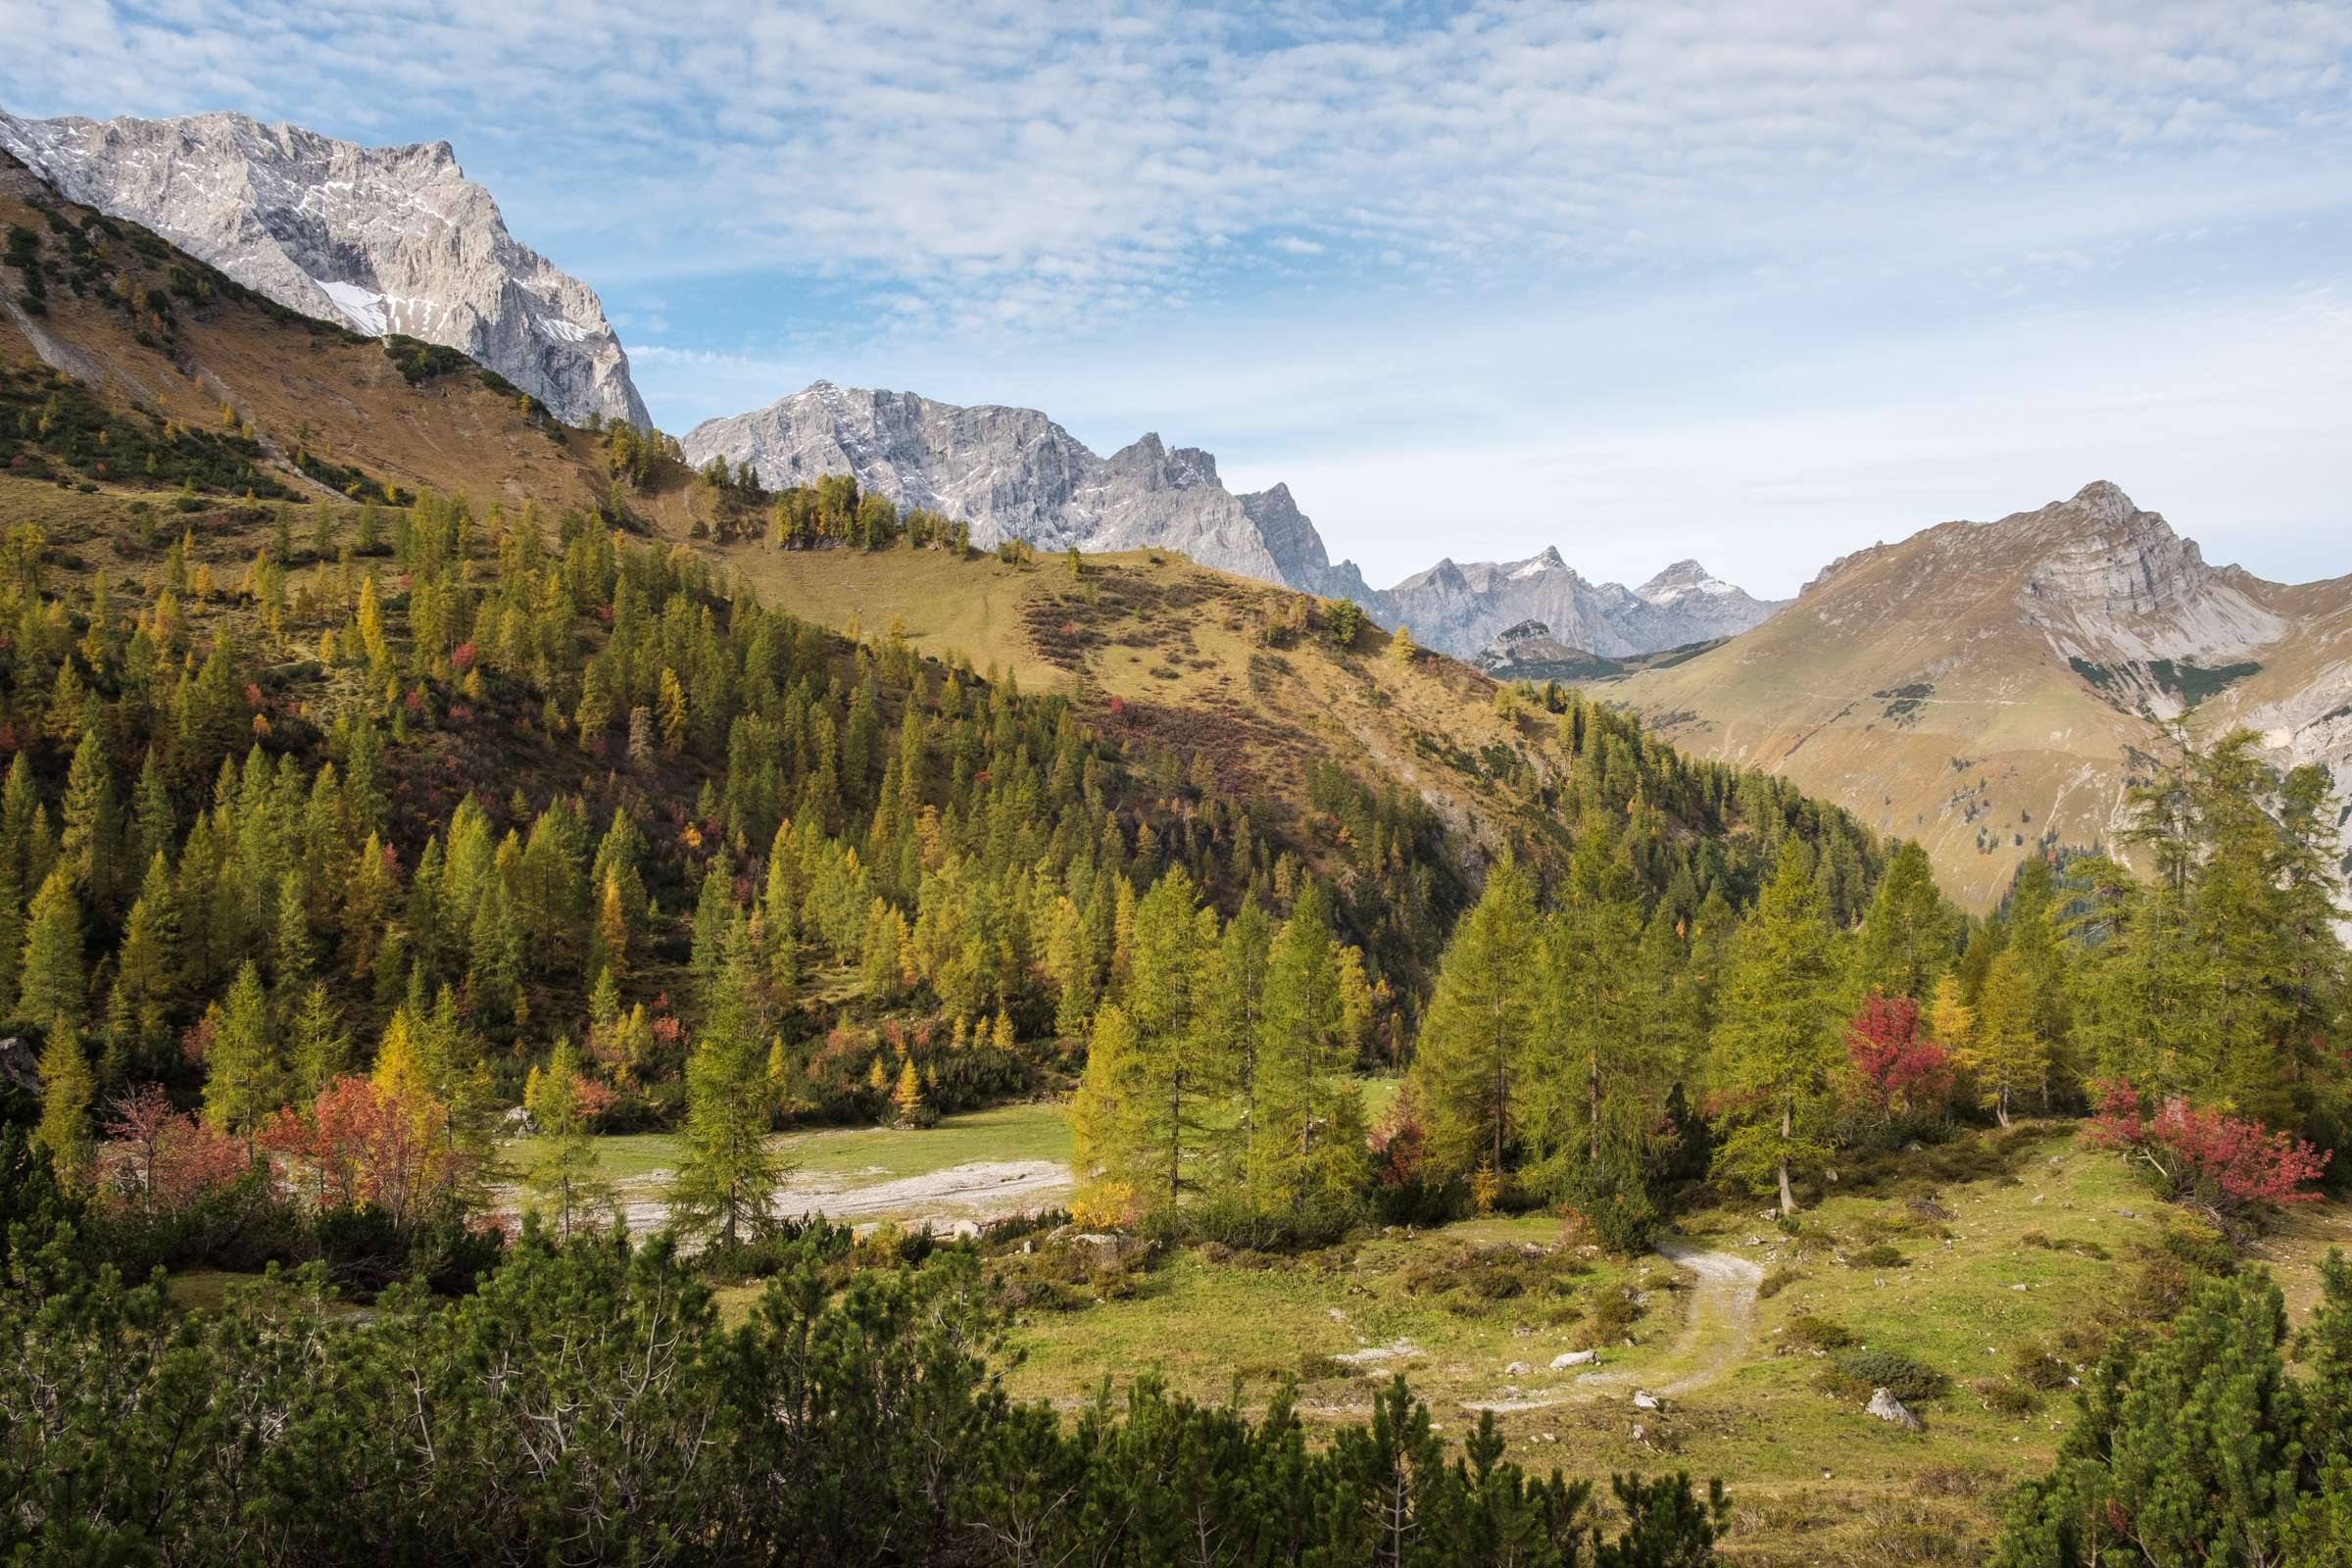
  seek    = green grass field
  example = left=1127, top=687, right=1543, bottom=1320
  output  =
left=987, top=1124, right=2350, bottom=1565
left=509, top=1099, right=1074, bottom=1189
left=999, top=1213, right=1651, bottom=1413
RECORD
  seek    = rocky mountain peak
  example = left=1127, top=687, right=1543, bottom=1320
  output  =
left=0, top=104, right=648, bottom=428
left=2066, top=479, right=2139, bottom=525
left=683, top=385, right=1349, bottom=591
left=1377, top=545, right=1783, bottom=660
left=1636, top=559, right=1740, bottom=605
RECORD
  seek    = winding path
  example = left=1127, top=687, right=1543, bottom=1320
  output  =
left=1460, top=1237, right=1763, bottom=1413
left=1651, top=1238, right=1765, bottom=1397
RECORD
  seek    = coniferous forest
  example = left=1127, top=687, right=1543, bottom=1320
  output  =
left=0, top=417, right=2346, bottom=1560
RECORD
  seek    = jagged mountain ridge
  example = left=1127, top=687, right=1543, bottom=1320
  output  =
left=684, top=381, right=1783, bottom=657
left=681, top=380, right=1373, bottom=594
left=0, top=106, right=648, bottom=429
left=1611, top=481, right=2352, bottom=911
left=1381, top=548, right=1786, bottom=662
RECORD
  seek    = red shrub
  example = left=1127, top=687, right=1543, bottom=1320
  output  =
left=572, top=1075, right=618, bottom=1127
left=259, top=1075, right=474, bottom=1232
left=1845, top=994, right=1956, bottom=1124
left=2087, top=1079, right=2329, bottom=1221
left=98, top=1085, right=254, bottom=1211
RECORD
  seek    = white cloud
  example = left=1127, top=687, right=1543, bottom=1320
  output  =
left=3, top=2, right=2346, bottom=586
left=5, top=0, right=2346, bottom=332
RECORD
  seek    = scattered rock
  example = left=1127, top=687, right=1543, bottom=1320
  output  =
left=1550, top=1348, right=1600, bottom=1370
left=2011, top=1283, right=2031, bottom=1292
left=1632, top=1390, right=1662, bottom=1412
left=1334, top=1341, right=1420, bottom=1367
left=1866, top=1387, right=1922, bottom=1430
left=2118, top=1209, right=2137, bottom=1219
left=1504, top=1361, right=1533, bottom=1377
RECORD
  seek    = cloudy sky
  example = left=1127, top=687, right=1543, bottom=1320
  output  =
left=6, top=0, right=2348, bottom=593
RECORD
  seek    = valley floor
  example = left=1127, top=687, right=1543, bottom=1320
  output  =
left=499, top=1101, right=1075, bottom=1235
left=279, top=1106, right=2352, bottom=1563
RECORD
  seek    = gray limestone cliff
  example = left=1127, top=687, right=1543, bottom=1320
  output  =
left=0, top=106, right=648, bottom=428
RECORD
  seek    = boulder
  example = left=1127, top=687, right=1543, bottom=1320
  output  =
left=1503, top=1361, right=1533, bottom=1377
left=1866, top=1388, right=1922, bottom=1431
left=1632, top=1390, right=1662, bottom=1412
left=1059, top=1232, right=1153, bottom=1269
left=1550, top=1348, right=1600, bottom=1370
left=500, top=1104, right=537, bottom=1136
left=0, top=1038, right=40, bottom=1099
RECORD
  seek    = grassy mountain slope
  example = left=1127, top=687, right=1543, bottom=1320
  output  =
left=714, top=540, right=1575, bottom=860
left=1611, top=482, right=2352, bottom=909
left=1, top=150, right=627, bottom=519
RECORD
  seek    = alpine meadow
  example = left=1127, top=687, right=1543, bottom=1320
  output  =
left=2, top=7, right=2351, bottom=1565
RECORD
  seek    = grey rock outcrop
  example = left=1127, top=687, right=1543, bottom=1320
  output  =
left=1865, top=1387, right=1922, bottom=1430
left=0, top=106, right=648, bottom=429
left=682, top=382, right=1371, bottom=594
left=0, top=1037, right=39, bottom=1100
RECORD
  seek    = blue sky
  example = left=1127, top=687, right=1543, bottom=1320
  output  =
left=5, top=0, right=2349, bottom=594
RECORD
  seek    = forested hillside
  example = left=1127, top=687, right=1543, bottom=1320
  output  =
left=5, top=138, right=2351, bottom=1567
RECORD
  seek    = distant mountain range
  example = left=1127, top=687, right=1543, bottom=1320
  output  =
left=0, top=106, right=648, bottom=429
left=682, top=382, right=1786, bottom=659
left=1608, top=481, right=2352, bottom=911
left=5, top=110, right=1780, bottom=657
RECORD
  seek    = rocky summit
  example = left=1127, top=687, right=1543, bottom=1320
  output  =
left=0, top=106, right=648, bottom=429
left=682, top=380, right=1376, bottom=596
left=1380, top=548, right=1785, bottom=662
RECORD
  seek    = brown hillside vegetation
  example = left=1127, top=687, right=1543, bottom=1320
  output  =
left=715, top=540, right=1587, bottom=865
left=1, top=150, right=620, bottom=518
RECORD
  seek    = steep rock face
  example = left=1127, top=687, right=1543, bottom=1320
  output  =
left=682, top=381, right=1371, bottom=591
left=1380, top=547, right=1785, bottom=660
left=0, top=107, right=648, bottom=429
left=1613, top=482, right=2352, bottom=910
left=2015, top=481, right=2284, bottom=667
